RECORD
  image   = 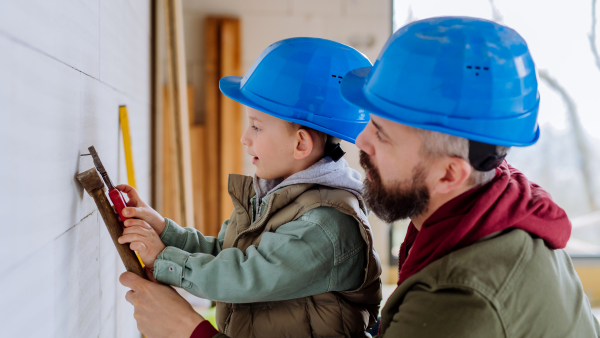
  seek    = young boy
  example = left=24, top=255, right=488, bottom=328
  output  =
left=118, top=37, right=382, bottom=338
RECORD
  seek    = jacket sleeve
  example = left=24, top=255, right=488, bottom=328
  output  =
left=379, top=288, right=505, bottom=338
left=159, top=218, right=228, bottom=256
left=189, top=320, right=228, bottom=338
left=153, top=217, right=342, bottom=303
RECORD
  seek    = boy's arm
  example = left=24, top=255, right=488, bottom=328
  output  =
left=153, top=216, right=353, bottom=303
left=159, top=218, right=228, bottom=255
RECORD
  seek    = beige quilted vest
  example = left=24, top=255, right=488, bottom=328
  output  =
left=215, top=174, right=382, bottom=338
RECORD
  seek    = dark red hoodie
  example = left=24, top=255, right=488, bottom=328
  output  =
left=397, top=161, right=571, bottom=285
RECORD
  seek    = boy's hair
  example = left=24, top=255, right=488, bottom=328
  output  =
left=287, top=122, right=328, bottom=153
left=414, top=128, right=510, bottom=187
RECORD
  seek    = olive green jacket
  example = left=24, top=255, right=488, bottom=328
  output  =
left=378, top=229, right=600, bottom=338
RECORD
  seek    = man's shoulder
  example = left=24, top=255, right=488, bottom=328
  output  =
left=413, top=229, right=564, bottom=300
left=384, top=229, right=596, bottom=338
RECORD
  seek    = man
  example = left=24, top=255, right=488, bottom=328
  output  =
left=120, top=17, right=600, bottom=337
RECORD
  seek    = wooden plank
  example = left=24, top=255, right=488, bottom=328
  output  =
left=162, top=86, right=182, bottom=224
left=204, top=17, right=222, bottom=236
left=188, top=86, right=206, bottom=233
left=164, top=0, right=194, bottom=228
left=219, top=18, right=243, bottom=223
left=76, top=168, right=147, bottom=280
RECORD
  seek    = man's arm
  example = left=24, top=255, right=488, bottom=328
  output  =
left=380, top=287, right=505, bottom=338
left=119, top=272, right=212, bottom=338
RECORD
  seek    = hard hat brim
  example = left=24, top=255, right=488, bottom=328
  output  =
left=220, top=76, right=365, bottom=143
left=340, top=67, right=540, bottom=147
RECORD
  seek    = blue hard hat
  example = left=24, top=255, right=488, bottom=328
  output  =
left=220, top=37, right=372, bottom=143
left=340, top=17, right=540, bottom=147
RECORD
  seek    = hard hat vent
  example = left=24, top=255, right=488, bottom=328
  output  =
left=466, top=65, right=489, bottom=76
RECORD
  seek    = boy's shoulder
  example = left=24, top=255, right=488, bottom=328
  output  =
left=295, top=206, right=363, bottom=250
left=297, top=205, right=357, bottom=229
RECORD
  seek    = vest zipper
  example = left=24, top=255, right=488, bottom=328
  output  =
left=233, top=198, right=274, bottom=247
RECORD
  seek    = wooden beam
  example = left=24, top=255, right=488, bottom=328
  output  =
left=188, top=86, right=206, bottom=233
left=204, top=17, right=221, bottom=236
left=162, top=86, right=182, bottom=224
left=77, top=168, right=148, bottom=280
left=219, top=18, right=243, bottom=223
left=164, top=0, right=194, bottom=228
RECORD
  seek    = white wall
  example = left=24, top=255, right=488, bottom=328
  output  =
left=181, top=0, right=393, bottom=281
left=0, top=1, right=151, bottom=337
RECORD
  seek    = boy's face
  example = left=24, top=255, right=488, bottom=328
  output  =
left=240, top=107, right=302, bottom=180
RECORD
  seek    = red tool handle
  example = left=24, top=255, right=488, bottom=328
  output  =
left=109, top=188, right=128, bottom=224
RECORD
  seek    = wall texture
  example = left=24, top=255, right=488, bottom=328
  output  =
left=0, top=1, right=151, bottom=337
left=181, top=0, right=393, bottom=280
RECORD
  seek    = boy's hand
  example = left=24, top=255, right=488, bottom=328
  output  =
left=118, top=222, right=166, bottom=269
left=116, top=184, right=167, bottom=235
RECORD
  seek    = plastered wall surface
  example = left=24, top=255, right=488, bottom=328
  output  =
left=0, top=1, right=151, bottom=337
left=181, top=0, right=393, bottom=279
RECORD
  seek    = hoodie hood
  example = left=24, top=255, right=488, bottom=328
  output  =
left=397, top=161, right=571, bottom=285
left=253, top=157, right=364, bottom=212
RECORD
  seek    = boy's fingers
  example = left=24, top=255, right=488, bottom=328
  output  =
left=130, top=242, right=147, bottom=252
left=122, top=206, right=151, bottom=219
left=116, top=185, right=144, bottom=205
left=122, top=225, right=151, bottom=236
left=123, top=219, right=151, bottom=229
left=118, top=233, right=145, bottom=244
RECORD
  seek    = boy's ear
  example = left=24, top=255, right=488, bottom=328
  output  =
left=293, top=128, right=314, bottom=160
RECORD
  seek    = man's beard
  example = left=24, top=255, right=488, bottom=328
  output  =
left=359, top=150, right=430, bottom=223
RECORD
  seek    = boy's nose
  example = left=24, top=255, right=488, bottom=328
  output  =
left=240, top=129, right=251, bottom=146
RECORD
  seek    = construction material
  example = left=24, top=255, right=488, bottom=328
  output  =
left=164, top=0, right=194, bottom=228
left=204, top=17, right=243, bottom=235
left=204, top=17, right=221, bottom=236
left=218, top=18, right=243, bottom=223
left=77, top=168, right=148, bottom=280
left=188, top=86, right=207, bottom=233
left=119, top=106, right=137, bottom=189
left=162, top=86, right=183, bottom=225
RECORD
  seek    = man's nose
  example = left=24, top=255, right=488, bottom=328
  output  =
left=355, top=127, right=374, bottom=156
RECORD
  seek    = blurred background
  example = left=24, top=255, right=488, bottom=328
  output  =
left=0, top=0, right=598, bottom=337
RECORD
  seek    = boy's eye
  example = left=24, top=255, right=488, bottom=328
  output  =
left=252, top=125, right=260, bottom=132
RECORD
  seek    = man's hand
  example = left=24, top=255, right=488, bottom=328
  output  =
left=120, top=272, right=204, bottom=338
left=116, top=184, right=167, bottom=235
left=118, top=223, right=166, bottom=269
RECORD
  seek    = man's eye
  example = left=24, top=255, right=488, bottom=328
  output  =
left=376, top=131, right=384, bottom=142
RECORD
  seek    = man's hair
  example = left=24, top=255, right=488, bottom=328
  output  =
left=414, top=128, right=510, bottom=187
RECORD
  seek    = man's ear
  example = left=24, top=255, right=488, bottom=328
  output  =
left=293, top=128, right=314, bottom=160
left=431, top=157, right=472, bottom=195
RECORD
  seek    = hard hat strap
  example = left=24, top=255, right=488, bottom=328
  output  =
left=468, top=140, right=506, bottom=172
left=324, top=136, right=346, bottom=162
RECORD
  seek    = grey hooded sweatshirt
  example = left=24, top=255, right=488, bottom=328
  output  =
left=154, top=157, right=367, bottom=302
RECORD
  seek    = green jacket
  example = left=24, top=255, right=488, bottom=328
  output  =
left=213, top=174, right=382, bottom=337
left=153, top=197, right=367, bottom=303
left=378, top=229, right=600, bottom=338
